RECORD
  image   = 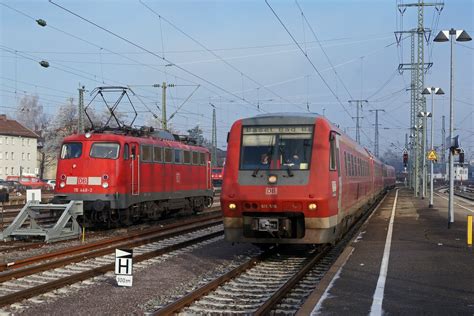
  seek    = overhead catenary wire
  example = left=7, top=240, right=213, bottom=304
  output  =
left=0, top=1, right=239, bottom=115
left=294, top=0, right=355, bottom=101
left=139, top=0, right=307, bottom=112
left=48, top=0, right=264, bottom=114
left=12, top=34, right=396, bottom=56
left=265, top=0, right=353, bottom=121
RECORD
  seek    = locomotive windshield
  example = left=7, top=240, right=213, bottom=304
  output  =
left=90, top=142, right=120, bottom=159
left=60, top=142, right=82, bottom=159
left=240, top=125, right=313, bottom=170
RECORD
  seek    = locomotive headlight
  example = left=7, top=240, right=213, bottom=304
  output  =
left=228, top=203, right=237, bottom=210
left=308, top=203, right=317, bottom=210
left=85, top=132, right=92, bottom=138
left=102, top=182, right=109, bottom=189
left=268, top=175, right=278, bottom=184
left=60, top=182, right=66, bottom=188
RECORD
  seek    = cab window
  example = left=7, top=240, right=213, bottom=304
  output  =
left=61, top=142, right=82, bottom=159
left=90, top=143, right=120, bottom=159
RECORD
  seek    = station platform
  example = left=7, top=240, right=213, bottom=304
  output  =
left=298, top=187, right=474, bottom=315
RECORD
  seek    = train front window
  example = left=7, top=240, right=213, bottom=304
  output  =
left=60, top=142, right=82, bottom=159
left=240, top=126, right=313, bottom=170
left=90, top=143, right=120, bottom=159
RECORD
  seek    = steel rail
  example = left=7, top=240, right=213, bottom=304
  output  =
left=0, top=217, right=222, bottom=283
left=0, top=230, right=223, bottom=307
left=151, top=190, right=391, bottom=315
left=0, top=210, right=220, bottom=272
left=254, top=244, right=332, bottom=315
left=152, top=249, right=276, bottom=316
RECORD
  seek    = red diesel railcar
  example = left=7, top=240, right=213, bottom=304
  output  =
left=221, top=113, right=395, bottom=244
left=54, top=129, right=213, bottom=226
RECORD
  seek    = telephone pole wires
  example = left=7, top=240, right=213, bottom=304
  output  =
left=78, top=84, right=85, bottom=134
left=348, top=100, right=367, bottom=144
left=370, top=109, right=385, bottom=157
left=395, top=0, right=443, bottom=197
left=210, top=103, right=217, bottom=167
left=153, top=82, right=175, bottom=130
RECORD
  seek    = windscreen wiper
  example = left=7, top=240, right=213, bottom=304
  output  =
left=285, top=165, right=294, bottom=177
left=252, top=168, right=260, bottom=177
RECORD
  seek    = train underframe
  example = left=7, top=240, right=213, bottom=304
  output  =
left=224, top=189, right=389, bottom=245
left=53, top=193, right=213, bottom=228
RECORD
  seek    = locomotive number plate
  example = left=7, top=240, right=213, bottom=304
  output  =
left=258, top=218, right=279, bottom=232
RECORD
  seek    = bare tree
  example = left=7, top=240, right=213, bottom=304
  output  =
left=15, top=95, right=49, bottom=132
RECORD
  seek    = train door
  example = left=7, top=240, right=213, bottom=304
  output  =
left=131, top=143, right=139, bottom=195
left=329, top=131, right=341, bottom=217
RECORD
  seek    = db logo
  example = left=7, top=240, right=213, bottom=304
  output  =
left=265, top=187, right=277, bottom=195
left=78, top=177, right=88, bottom=185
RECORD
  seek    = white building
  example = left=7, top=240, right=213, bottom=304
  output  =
left=453, top=165, right=469, bottom=181
left=0, top=114, right=39, bottom=179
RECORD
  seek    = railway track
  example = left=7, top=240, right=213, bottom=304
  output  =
left=0, top=204, right=221, bottom=247
left=0, top=211, right=224, bottom=307
left=149, top=191, right=392, bottom=315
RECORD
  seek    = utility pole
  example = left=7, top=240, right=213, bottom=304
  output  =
left=395, top=0, right=443, bottom=196
left=153, top=82, right=175, bottom=130
left=370, top=109, right=385, bottom=157
left=78, top=85, right=85, bottom=134
left=441, top=115, right=446, bottom=164
left=210, top=104, right=217, bottom=167
left=348, top=100, right=367, bottom=144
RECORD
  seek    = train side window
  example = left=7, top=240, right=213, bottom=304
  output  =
left=123, top=143, right=129, bottom=160
left=183, top=150, right=191, bottom=164
left=199, top=152, right=205, bottom=165
left=164, top=148, right=173, bottom=163
left=153, top=147, right=163, bottom=163
left=344, top=152, right=348, bottom=176
left=141, top=145, right=153, bottom=162
left=192, top=151, right=199, bottom=165
left=351, top=155, right=354, bottom=177
left=174, top=149, right=183, bottom=164
left=329, top=132, right=337, bottom=171
left=356, top=158, right=359, bottom=176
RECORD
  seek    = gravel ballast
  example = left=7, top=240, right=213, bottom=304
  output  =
left=6, top=238, right=258, bottom=315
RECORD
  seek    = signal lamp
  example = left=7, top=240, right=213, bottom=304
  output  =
left=85, top=132, right=92, bottom=138
left=59, top=182, right=66, bottom=188
left=268, top=175, right=277, bottom=184
left=228, top=203, right=237, bottom=210
left=102, top=182, right=109, bottom=189
left=308, top=203, right=317, bottom=210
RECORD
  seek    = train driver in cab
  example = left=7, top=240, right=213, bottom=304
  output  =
left=283, top=150, right=301, bottom=168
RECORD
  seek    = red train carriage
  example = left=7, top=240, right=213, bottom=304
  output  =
left=221, top=113, right=395, bottom=244
left=211, top=167, right=224, bottom=188
left=54, top=129, right=213, bottom=226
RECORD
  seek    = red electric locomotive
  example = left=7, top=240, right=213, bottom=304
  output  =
left=221, top=113, right=395, bottom=244
left=54, top=128, right=213, bottom=226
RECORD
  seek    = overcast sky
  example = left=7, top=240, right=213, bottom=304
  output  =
left=1, top=0, right=472, bottom=158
